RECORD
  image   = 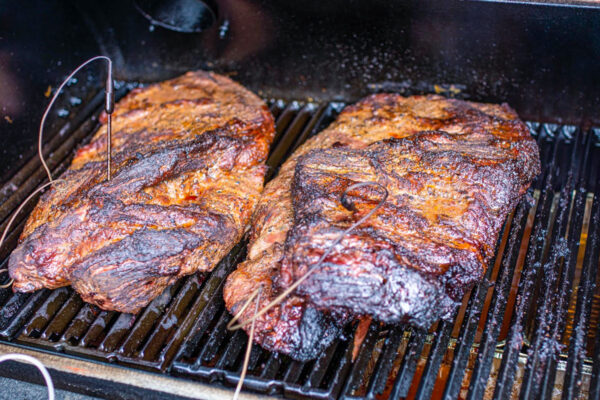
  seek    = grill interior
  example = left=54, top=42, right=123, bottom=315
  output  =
left=0, top=94, right=599, bottom=400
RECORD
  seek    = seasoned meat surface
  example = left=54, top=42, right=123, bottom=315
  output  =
left=279, top=129, right=539, bottom=327
left=9, top=71, right=275, bottom=313
left=223, top=94, right=540, bottom=360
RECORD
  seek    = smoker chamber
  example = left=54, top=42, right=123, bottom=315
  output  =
left=0, top=94, right=599, bottom=399
left=2, top=0, right=600, bottom=399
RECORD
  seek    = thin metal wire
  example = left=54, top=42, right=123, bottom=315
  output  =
left=224, top=181, right=387, bottom=398
left=226, top=285, right=263, bottom=331
left=232, top=286, right=262, bottom=400
left=38, top=55, right=113, bottom=183
left=1, top=56, right=114, bottom=289
left=0, top=353, right=55, bottom=400
left=0, top=269, right=10, bottom=289
left=228, top=181, right=388, bottom=330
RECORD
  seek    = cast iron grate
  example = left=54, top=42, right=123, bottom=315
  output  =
left=0, top=97, right=599, bottom=399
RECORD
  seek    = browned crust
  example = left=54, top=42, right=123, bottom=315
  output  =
left=9, top=71, right=275, bottom=313
left=280, top=129, right=539, bottom=326
left=223, top=94, right=540, bottom=360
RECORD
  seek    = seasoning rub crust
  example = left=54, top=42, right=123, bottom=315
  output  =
left=9, top=71, right=275, bottom=313
left=224, top=94, right=540, bottom=360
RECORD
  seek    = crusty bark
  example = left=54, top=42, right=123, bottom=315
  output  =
left=224, top=94, right=539, bottom=360
left=9, top=71, right=275, bottom=313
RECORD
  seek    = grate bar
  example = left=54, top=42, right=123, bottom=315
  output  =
left=341, top=321, right=380, bottom=397
left=267, top=99, right=286, bottom=120
left=199, top=311, right=233, bottom=366
left=0, top=97, right=597, bottom=400
left=389, top=328, right=427, bottom=398
left=41, top=293, right=84, bottom=341
left=0, top=291, right=49, bottom=339
left=97, top=313, right=136, bottom=353
left=21, top=287, right=70, bottom=338
left=415, top=321, right=454, bottom=400
left=283, top=360, right=306, bottom=384
left=136, top=278, right=199, bottom=361
left=441, top=197, right=520, bottom=399
left=117, top=281, right=181, bottom=357
left=245, top=346, right=264, bottom=373
left=519, top=129, right=584, bottom=399
left=563, top=144, right=600, bottom=399
left=492, top=129, right=562, bottom=400
left=169, top=281, right=229, bottom=363
left=60, top=304, right=100, bottom=344
left=269, top=101, right=302, bottom=151
left=155, top=244, right=246, bottom=369
left=323, top=335, right=355, bottom=400
left=539, top=131, right=593, bottom=399
left=260, top=353, right=285, bottom=380
left=441, top=277, right=494, bottom=399
left=78, top=310, right=115, bottom=348
left=215, top=330, right=247, bottom=371
left=467, top=197, right=531, bottom=400
left=305, top=337, right=341, bottom=389
left=266, top=103, right=315, bottom=179
left=365, top=326, right=405, bottom=398
left=288, top=103, right=328, bottom=153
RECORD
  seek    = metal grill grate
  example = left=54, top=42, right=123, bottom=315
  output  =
left=0, top=98, right=599, bottom=399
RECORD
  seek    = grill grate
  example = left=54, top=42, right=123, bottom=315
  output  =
left=0, top=98, right=599, bottom=399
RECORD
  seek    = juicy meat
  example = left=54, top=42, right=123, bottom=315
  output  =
left=279, top=130, right=539, bottom=327
left=223, top=94, right=540, bottom=360
left=9, top=71, right=275, bottom=313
